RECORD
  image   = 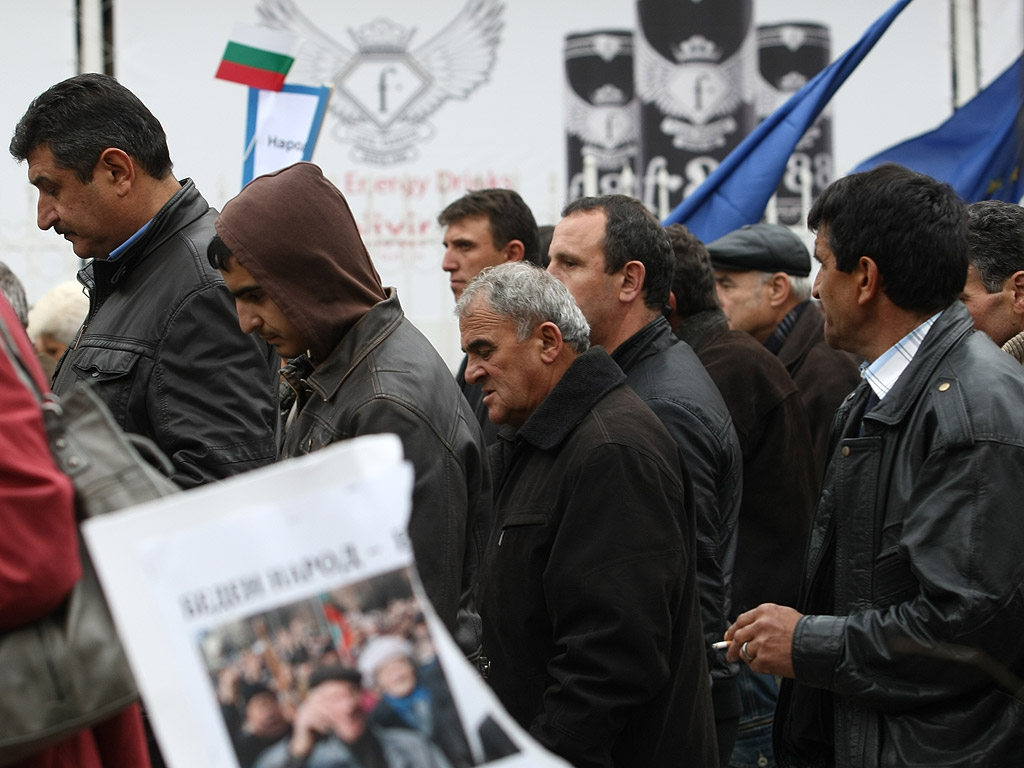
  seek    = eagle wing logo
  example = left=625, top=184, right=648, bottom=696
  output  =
left=256, top=0, right=505, bottom=164
left=565, top=86, right=639, bottom=158
left=634, top=27, right=754, bottom=126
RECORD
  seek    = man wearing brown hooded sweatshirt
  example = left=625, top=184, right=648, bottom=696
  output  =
left=208, top=162, right=491, bottom=645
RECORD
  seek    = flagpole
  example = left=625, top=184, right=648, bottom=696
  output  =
left=950, top=0, right=980, bottom=108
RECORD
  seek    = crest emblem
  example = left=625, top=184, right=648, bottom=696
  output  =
left=635, top=25, right=755, bottom=151
left=258, top=0, right=504, bottom=164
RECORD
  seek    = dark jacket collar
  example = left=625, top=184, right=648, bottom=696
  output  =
left=610, top=315, right=677, bottom=374
left=81, top=179, right=209, bottom=297
left=512, top=346, right=626, bottom=452
left=300, top=287, right=404, bottom=401
left=674, top=308, right=729, bottom=351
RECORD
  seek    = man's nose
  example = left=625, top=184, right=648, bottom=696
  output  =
left=236, top=303, right=261, bottom=335
left=464, top=357, right=483, bottom=384
left=812, top=271, right=821, bottom=300
left=37, top=197, right=58, bottom=231
left=442, top=248, right=458, bottom=273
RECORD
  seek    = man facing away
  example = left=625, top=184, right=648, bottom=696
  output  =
left=208, top=162, right=490, bottom=640
left=708, top=223, right=861, bottom=473
left=10, top=73, right=279, bottom=488
left=726, top=164, right=1024, bottom=767
left=457, top=261, right=717, bottom=768
left=667, top=223, right=817, bottom=768
left=438, top=188, right=541, bottom=444
left=961, top=199, right=1024, bottom=361
left=547, top=195, right=741, bottom=764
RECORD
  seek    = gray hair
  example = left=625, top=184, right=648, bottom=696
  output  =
left=760, top=271, right=812, bottom=303
left=967, top=201, right=1024, bottom=292
left=455, top=262, right=591, bottom=353
left=27, top=281, right=89, bottom=344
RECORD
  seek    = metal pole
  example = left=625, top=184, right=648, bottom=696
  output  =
left=950, top=0, right=981, bottom=109
left=78, top=0, right=105, bottom=74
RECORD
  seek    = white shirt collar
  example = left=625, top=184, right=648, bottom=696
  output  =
left=861, top=311, right=943, bottom=400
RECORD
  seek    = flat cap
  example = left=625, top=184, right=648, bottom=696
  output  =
left=707, top=223, right=811, bottom=277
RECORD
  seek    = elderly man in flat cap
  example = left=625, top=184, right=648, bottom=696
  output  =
left=709, top=223, right=860, bottom=473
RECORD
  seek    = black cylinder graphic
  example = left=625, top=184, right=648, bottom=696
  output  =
left=757, top=23, right=833, bottom=226
left=635, top=0, right=757, bottom=216
left=564, top=30, right=639, bottom=203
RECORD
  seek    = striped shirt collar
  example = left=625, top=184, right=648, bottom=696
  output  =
left=861, top=311, right=942, bottom=400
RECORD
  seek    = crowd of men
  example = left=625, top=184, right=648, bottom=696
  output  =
left=3, top=72, right=1024, bottom=768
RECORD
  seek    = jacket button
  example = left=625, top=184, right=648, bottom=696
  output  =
left=939, top=382, right=951, bottom=392
left=842, top=446, right=851, bottom=457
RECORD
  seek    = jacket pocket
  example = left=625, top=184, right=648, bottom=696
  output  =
left=69, top=348, right=141, bottom=426
left=495, top=509, right=549, bottom=547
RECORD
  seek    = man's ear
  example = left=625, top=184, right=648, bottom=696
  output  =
left=765, top=272, right=792, bottom=307
left=537, top=321, right=564, bottom=363
left=503, top=239, right=526, bottom=263
left=1010, top=271, right=1024, bottom=321
left=620, top=260, right=646, bottom=303
left=96, top=148, right=135, bottom=196
left=857, top=256, right=882, bottom=305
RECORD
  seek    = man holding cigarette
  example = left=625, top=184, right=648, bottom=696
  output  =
left=725, top=165, right=1024, bottom=767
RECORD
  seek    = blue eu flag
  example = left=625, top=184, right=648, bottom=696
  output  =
left=852, top=55, right=1023, bottom=204
left=662, top=0, right=915, bottom=241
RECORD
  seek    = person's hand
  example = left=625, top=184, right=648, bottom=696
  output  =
left=217, top=664, right=241, bottom=705
left=289, top=688, right=334, bottom=758
left=724, top=603, right=802, bottom=678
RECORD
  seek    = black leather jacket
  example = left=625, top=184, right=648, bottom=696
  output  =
left=281, top=290, right=491, bottom=635
left=612, top=318, right=743, bottom=698
left=52, top=180, right=279, bottom=488
left=776, top=302, right=1024, bottom=767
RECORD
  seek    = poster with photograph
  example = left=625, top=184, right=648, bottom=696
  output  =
left=83, top=434, right=567, bottom=768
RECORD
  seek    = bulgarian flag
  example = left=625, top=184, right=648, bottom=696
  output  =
left=216, top=23, right=301, bottom=92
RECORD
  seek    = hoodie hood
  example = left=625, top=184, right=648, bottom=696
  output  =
left=216, top=162, right=386, bottom=362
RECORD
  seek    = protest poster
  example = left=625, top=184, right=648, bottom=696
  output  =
left=83, top=434, right=568, bottom=768
left=243, top=83, right=333, bottom=186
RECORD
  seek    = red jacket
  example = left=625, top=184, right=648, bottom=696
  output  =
left=0, top=295, right=150, bottom=768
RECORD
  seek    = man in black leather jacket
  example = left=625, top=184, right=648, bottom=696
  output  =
left=726, top=164, right=1024, bottom=767
left=548, top=194, right=742, bottom=765
left=10, top=74, right=280, bottom=489
left=209, top=162, right=490, bottom=641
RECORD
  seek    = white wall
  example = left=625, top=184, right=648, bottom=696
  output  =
left=0, top=0, right=77, bottom=305
left=2, top=0, right=1020, bottom=364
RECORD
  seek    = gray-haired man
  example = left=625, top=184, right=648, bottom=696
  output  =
left=456, top=262, right=716, bottom=768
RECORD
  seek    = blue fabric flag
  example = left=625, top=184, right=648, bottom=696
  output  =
left=852, top=55, right=1023, bottom=203
left=663, top=0, right=914, bottom=241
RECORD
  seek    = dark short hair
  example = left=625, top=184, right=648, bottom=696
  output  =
left=438, top=189, right=541, bottom=265
left=807, top=164, right=967, bottom=312
left=561, top=195, right=674, bottom=311
left=308, top=665, right=362, bottom=691
left=665, top=224, right=719, bottom=317
left=207, top=233, right=234, bottom=271
left=966, top=200, right=1024, bottom=292
left=10, top=73, right=173, bottom=183
left=536, top=224, right=554, bottom=269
